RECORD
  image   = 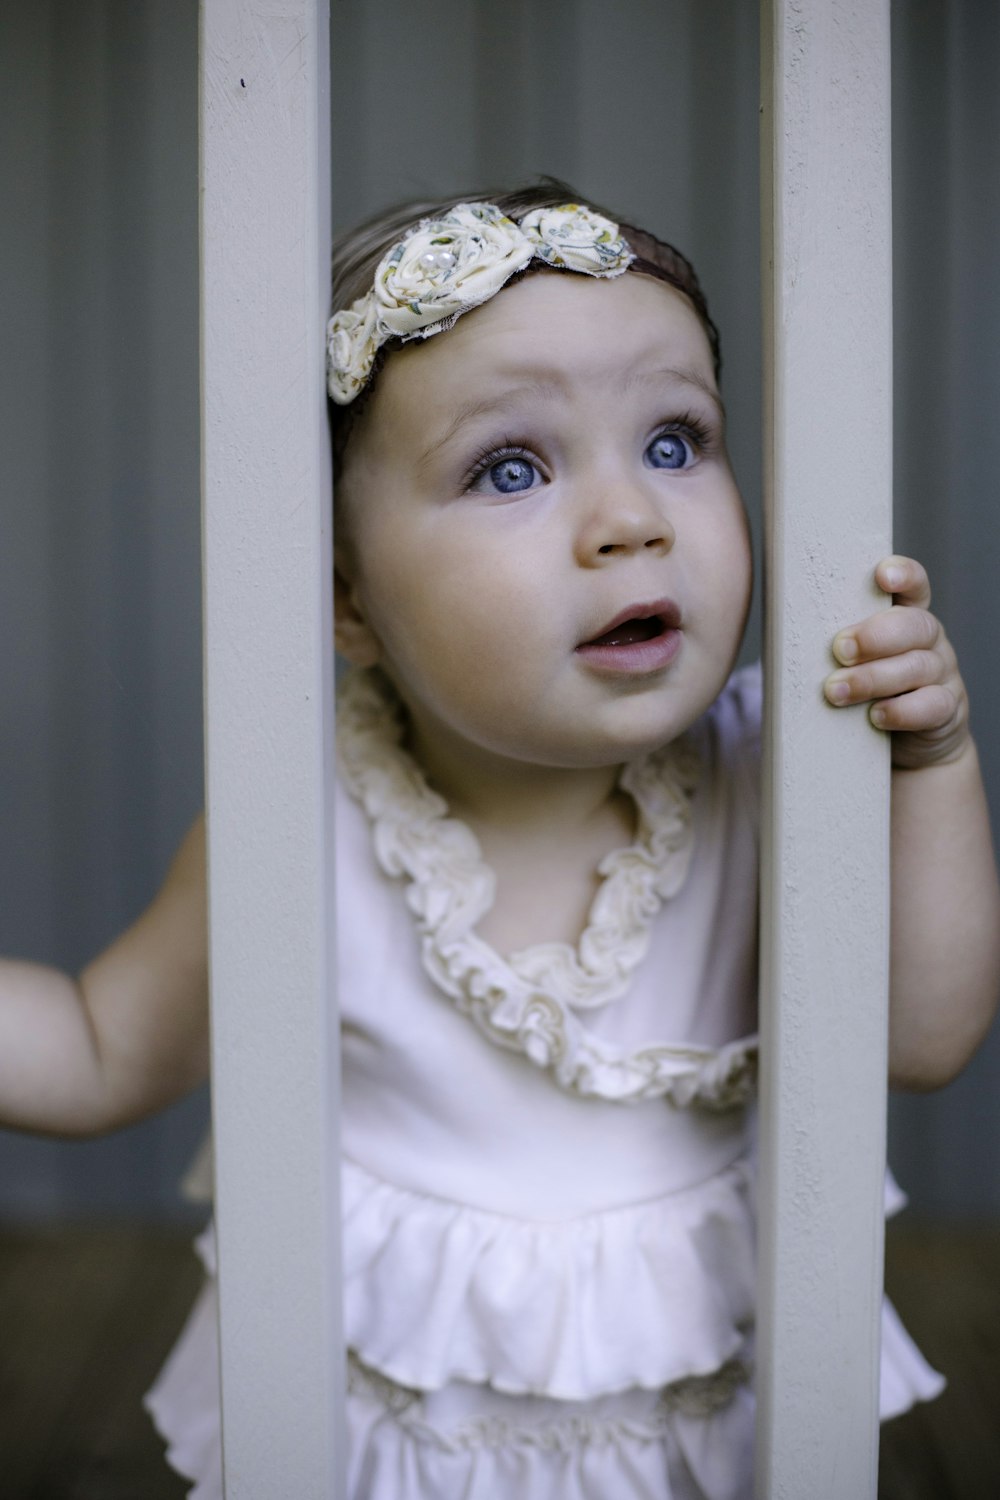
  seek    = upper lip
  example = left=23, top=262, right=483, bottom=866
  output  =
left=578, top=597, right=682, bottom=647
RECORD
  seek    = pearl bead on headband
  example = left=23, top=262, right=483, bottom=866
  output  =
left=326, top=201, right=635, bottom=406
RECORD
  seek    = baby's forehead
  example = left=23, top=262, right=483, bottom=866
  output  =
left=386, top=270, right=717, bottom=399
left=458, top=264, right=707, bottom=332
left=350, top=275, right=722, bottom=481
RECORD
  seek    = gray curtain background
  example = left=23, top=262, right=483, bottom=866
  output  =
left=0, top=0, right=997, bottom=1223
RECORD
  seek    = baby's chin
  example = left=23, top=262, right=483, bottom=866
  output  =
left=556, top=678, right=734, bottom=765
left=506, top=711, right=711, bottom=772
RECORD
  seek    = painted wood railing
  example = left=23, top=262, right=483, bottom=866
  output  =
left=201, top=1, right=343, bottom=1494
left=757, top=2, right=892, bottom=1494
left=200, top=1, right=892, bottom=1495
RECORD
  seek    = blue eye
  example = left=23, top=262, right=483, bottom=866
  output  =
left=646, top=431, right=694, bottom=471
left=471, top=454, right=540, bottom=495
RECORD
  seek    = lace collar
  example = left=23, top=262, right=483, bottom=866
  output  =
left=337, top=667, right=755, bottom=1109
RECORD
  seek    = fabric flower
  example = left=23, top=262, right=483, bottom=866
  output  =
left=326, top=201, right=637, bottom=405
left=520, top=203, right=634, bottom=276
left=373, top=202, right=534, bottom=343
left=327, top=294, right=379, bottom=404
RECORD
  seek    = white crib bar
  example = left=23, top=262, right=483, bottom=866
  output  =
left=199, top=0, right=893, bottom=1492
left=200, top=1, right=343, bottom=1495
left=756, top=1, right=893, bottom=1495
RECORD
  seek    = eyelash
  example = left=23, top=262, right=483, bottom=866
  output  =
left=654, top=411, right=715, bottom=458
left=464, top=438, right=538, bottom=491
left=461, top=413, right=717, bottom=492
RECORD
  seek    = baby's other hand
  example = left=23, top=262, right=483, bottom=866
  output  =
left=824, top=556, right=970, bottom=769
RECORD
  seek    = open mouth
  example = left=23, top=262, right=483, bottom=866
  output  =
left=580, top=598, right=681, bottom=649
left=576, top=599, right=683, bottom=673
left=585, top=614, right=669, bottom=648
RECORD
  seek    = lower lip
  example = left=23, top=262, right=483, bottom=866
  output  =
left=575, top=628, right=682, bottom=675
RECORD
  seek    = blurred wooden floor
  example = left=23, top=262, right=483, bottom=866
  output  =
left=0, top=1224, right=199, bottom=1499
left=879, top=1222, right=1000, bottom=1498
left=0, top=1218, right=997, bottom=1497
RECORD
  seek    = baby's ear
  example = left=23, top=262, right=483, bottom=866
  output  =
left=333, top=555, right=381, bottom=668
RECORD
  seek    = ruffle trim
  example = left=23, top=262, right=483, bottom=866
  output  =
left=145, top=1187, right=944, bottom=1500
left=881, top=1169, right=946, bottom=1418
left=347, top=1354, right=756, bottom=1500
left=349, top=1350, right=752, bottom=1440
left=337, top=667, right=756, bottom=1107
left=342, top=1155, right=756, bottom=1400
left=143, top=1228, right=221, bottom=1498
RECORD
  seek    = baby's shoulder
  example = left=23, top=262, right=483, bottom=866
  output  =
left=709, top=660, right=762, bottom=738
left=696, top=661, right=762, bottom=767
left=684, top=662, right=762, bottom=834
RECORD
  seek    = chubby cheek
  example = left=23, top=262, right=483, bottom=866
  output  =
left=731, top=536, right=754, bottom=643
left=717, top=541, right=753, bottom=643
left=356, top=538, right=546, bottom=709
left=689, top=510, right=752, bottom=645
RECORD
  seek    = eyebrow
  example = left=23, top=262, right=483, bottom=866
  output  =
left=416, top=379, right=562, bottom=472
left=416, top=364, right=725, bottom=471
left=625, top=364, right=727, bottom=420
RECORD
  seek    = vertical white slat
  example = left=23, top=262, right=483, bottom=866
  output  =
left=757, top=2, right=892, bottom=1496
left=200, top=2, right=343, bottom=1496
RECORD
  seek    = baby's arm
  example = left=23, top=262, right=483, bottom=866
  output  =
left=0, top=815, right=209, bottom=1136
left=824, top=557, right=1000, bottom=1088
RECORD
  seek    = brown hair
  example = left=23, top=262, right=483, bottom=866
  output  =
left=330, top=178, right=720, bottom=481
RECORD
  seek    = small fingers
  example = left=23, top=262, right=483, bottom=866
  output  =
left=832, top=603, right=941, bottom=668
left=825, top=648, right=943, bottom=707
left=824, top=556, right=969, bottom=765
left=867, top=683, right=957, bottom=734
left=874, top=554, right=932, bottom=609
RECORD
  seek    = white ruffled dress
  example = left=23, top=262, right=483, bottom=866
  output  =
left=146, top=664, right=943, bottom=1499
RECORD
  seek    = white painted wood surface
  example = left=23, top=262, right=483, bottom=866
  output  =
left=200, top=2, right=343, bottom=1494
left=756, top=1, right=893, bottom=1495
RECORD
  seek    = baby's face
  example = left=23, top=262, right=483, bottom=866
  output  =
left=335, top=271, right=751, bottom=771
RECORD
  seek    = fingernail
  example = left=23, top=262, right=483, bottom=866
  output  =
left=826, top=677, right=851, bottom=704
left=884, top=566, right=904, bottom=590
left=834, top=635, right=858, bottom=664
left=870, top=705, right=887, bottom=728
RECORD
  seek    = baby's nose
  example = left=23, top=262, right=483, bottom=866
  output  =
left=575, top=487, right=675, bottom=566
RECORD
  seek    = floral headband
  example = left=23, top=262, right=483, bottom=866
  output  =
left=326, top=201, right=634, bottom=405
